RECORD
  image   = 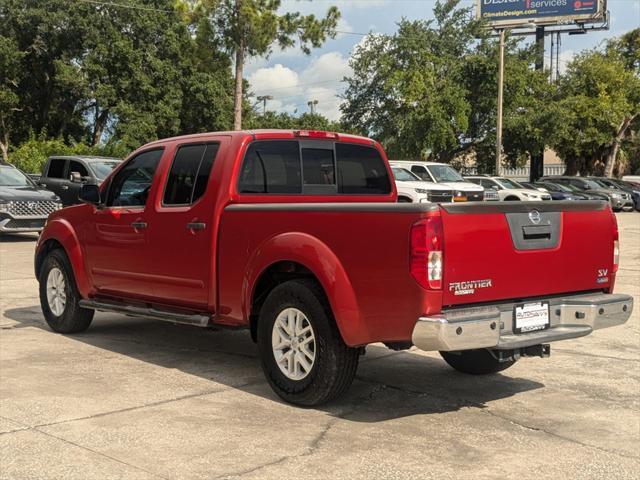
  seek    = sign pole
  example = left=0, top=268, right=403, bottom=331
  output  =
left=529, top=26, right=545, bottom=182
left=496, top=28, right=505, bottom=176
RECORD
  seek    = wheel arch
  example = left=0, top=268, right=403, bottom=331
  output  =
left=36, top=219, right=90, bottom=298
left=243, top=232, right=364, bottom=346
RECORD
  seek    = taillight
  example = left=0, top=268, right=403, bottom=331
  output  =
left=410, top=216, right=444, bottom=290
left=612, top=214, right=619, bottom=273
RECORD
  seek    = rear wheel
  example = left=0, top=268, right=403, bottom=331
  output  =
left=39, top=249, right=94, bottom=333
left=257, top=279, right=359, bottom=406
left=440, top=349, right=516, bottom=375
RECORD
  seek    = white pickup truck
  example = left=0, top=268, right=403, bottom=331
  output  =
left=390, top=160, right=485, bottom=202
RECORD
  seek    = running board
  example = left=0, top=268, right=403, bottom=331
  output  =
left=79, top=299, right=211, bottom=327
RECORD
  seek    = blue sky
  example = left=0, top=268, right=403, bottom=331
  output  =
left=246, top=0, right=640, bottom=120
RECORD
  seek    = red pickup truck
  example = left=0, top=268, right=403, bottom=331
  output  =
left=35, top=130, right=633, bottom=406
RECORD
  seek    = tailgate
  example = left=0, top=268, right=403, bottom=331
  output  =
left=440, top=201, right=615, bottom=306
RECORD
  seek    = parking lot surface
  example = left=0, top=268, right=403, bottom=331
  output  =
left=1, top=213, right=639, bottom=480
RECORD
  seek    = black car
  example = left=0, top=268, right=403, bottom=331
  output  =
left=0, top=162, right=63, bottom=234
left=38, top=155, right=121, bottom=206
left=532, top=181, right=590, bottom=201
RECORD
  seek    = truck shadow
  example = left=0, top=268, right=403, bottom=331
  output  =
left=4, top=306, right=544, bottom=422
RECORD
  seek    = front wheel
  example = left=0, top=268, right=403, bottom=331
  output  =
left=39, top=249, right=94, bottom=333
left=257, top=279, right=359, bottom=406
left=440, top=349, right=516, bottom=375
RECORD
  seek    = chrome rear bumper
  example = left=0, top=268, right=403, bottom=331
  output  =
left=412, top=293, right=633, bottom=352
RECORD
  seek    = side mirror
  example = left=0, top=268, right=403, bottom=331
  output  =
left=70, top=171, right=84, bottom=183
left=79, top=184, right=101, bottom=206
left=583, top=184, right=591, bottom=190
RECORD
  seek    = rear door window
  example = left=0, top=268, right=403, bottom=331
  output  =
left=336, top=143, right=391, bottom=194
left=163, top=143, right=219, bottom=205
left=47, top=159, right=67, bottom=179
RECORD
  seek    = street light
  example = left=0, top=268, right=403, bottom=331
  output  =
left=307, top=99, right=318, bottom=115
left=256, top=95, right=273, bottom=116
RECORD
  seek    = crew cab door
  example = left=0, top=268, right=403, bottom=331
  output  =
left=144, top=141, right=223, bottom=310
left=82, top=148, right=164, bottom=300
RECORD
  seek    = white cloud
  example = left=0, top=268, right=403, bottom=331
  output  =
left=248, top=63, right=301, bottom=97
left=247, top=51, right=352, bottom=121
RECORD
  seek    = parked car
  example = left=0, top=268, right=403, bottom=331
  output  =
left=589, top=177, right=640, bottom=212
left=0, top=162, right=62, bottom=234
left=541, top=181, right=610, bottom=202
left=389, top=161, right=484, bottom=201
left=38, top=156, right=121, bottom=206
left=35, top=129, right=632, bottom=406
left=391, top=167, right=454, bottom=203
left=531, top=181, right=590, bottom=201
left=540, top=176, right=634, bottom=211
left=465, top=176, right=551, bottom=201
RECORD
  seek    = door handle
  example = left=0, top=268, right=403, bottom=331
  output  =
left=186, top=222, right=206, bottom=231
left=61, top=185, right=69, bottom=190
left=131, top=221, right=148, bottom=230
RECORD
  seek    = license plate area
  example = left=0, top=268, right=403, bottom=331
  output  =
left=514, top=301, right=550, bottom=334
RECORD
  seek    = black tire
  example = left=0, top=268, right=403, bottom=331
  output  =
left=257, top=279, right=359, bottom=406
left=398, top=197, right=412, bottom=203
left=504, top=196, right=521, bottom=201
left=440, top=349, right=516, bottom=375
left=39, top=248, right=94, bottom=333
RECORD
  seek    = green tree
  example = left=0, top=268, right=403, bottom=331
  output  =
left=549, top=33, right=640, bottom=176
left=202, top=0, right=340, bottom=129
left=341, top=0, right=552, bottom=169
left=0, top=34, right=23, bottom=162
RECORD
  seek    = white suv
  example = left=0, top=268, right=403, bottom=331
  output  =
left=390, top=161, right=484, bottom=202
left=465, top=176, right=552, bottom=201
left=391, top=167, right=454, bottom=203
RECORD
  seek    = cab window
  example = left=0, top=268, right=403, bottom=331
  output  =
left=106, top=149, right=163, bottom=207
left=68, top=160, right=89, bottom=178
left=163, top=143, right=219, bottom=205
left=47, top=159, right=67, bottom=178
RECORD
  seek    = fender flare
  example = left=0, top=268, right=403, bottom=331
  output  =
left=37, top=219, right=91, bottom=298
left=242, top=232, right=367, bottom=346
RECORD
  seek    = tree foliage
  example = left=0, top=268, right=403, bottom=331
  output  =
left=341, top=0, right=552, bottom=170
left=550, top=30, right=640, bottom=175
left=197, top=0, right=340, bottom=129
left=0, top=0, right=236, bottom=159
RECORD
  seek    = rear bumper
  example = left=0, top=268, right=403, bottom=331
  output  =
left=412, top=293, right=633, bottom=352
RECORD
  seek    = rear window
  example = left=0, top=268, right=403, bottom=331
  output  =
left=238, top=140, right=391, bottom=195
left=239, top=141, right=301, bottom=194
left=336, top=143, right=391, bottom=194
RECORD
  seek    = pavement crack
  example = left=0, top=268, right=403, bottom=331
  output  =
left=552, top=347, right=640, bottom=362
left=32, top=427, right=169, bottom=479
left=0, top=381, right=263, bottom=436
left=480, top=409, right=640, bottom=460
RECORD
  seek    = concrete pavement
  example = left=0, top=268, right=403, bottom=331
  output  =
left=1, top=213, right=638, bottom=479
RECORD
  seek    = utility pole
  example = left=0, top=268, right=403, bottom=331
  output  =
left=307, top=99, right=318, bottom=115
left=256, top=95, right=273, bottom=116
left=529, top=26, right=545, bottom=182
left=496, top=28, right=506, bottom=176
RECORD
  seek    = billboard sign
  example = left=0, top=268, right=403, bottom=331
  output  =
left=477, top=0, right=606, bottom=27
